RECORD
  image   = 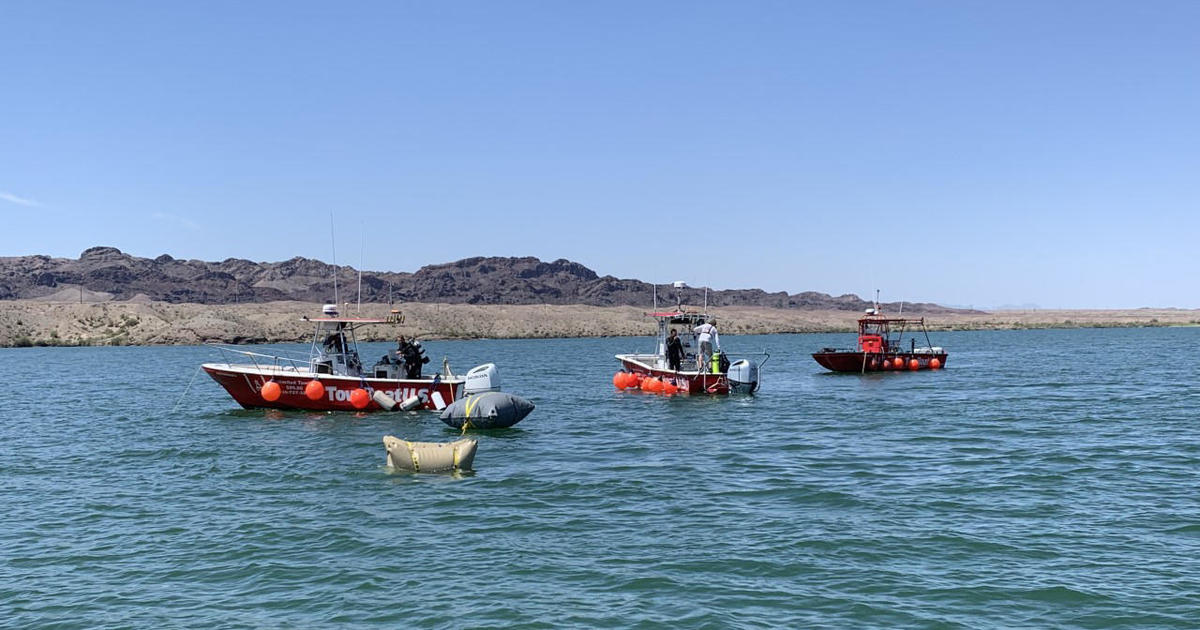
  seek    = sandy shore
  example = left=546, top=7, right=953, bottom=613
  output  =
left=0, top=300, right=1196, bottom=347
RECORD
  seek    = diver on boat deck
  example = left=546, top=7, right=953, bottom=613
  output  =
left=403, top=339, right=430, bottom=379
left=389, top=335, right=409, bottom=364
left=694, top=318, right=719, bottom=372
left=666, top=328, right=684, bottom=371
left=380, top=335, right=403, bottom=365
left=322, top=323, right=348, bottom=356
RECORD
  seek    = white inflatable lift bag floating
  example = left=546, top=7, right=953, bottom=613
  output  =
left=383, top=436, right=477, bottom=473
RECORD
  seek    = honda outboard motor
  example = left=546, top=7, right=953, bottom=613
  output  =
left=464, top=363, right=502, bottom=395
left=727, top=359, right=759, bottom=394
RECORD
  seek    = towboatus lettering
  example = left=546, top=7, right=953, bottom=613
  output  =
left=324, top=386, right=430, bottom=403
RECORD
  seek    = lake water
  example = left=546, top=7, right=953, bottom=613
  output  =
left=3, top=327, right=1199, bottom=628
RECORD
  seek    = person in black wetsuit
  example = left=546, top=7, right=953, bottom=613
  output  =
left=323, top=323, right=348, bottom=356
left=666, top=328, right=684, bottom=372
left=402, top=339, right=430, bottom=379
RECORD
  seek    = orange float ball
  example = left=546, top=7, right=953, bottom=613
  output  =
left=662, top=380, right=679, bottom=395
left=304, top=379, right=325, bottom=401
left=908, top=358, right=920, bottom=371
left=639, top=377, right=653, bottom=392
left=869, top=359, right=879, bottom=370
left=930, top=358, right=941, bottom=369
left=893, top=357, right=905, bottom=369
left=261, top=380, right=281, bottom=402
left=350, top=388, right=370, bottom=409
left=613, top=372, right=627, bottom=390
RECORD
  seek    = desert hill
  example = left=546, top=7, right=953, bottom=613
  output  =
left=2, top=246, right=964, bottom=313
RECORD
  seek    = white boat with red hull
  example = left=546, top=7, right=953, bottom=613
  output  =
left=203, top=304, right=488, bottom=412
left=613, top=284, right=768, bottom=395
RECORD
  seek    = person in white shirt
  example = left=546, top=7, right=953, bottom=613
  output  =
left=694, top=318, right=719, bottom=372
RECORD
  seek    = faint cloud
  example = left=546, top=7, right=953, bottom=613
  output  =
left=151, top=212, right=202, bottom=231
left=0, top=190, right=41, bottom=207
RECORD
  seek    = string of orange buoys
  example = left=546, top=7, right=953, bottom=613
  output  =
left=257, top=378, right=377, bottom=410
left=872, top=356, right=943, bottom=371
left=613, top=371, right=681, bottom=395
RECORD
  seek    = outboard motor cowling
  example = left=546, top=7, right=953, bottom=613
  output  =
left=727, top=359, right=759, bottom=394
left=464, top=363, right=502, bottom=395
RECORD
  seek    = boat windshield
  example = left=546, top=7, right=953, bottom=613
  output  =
left=309, top=320, right=365, bottom=375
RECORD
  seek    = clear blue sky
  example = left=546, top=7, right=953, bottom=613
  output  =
left=3, top=1, right=1197, bottom=309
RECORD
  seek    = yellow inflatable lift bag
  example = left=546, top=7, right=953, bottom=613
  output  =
left=382, top=435, right=478, bottom=473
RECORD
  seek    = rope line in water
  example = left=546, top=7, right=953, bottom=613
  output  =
left=170, top=366, right=202, bottom=414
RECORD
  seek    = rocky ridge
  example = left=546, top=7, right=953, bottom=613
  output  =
left=2, top=246, right=964, bottom=313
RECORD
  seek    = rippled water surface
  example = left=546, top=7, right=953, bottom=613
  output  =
left=4, top=327, right=1200, bottom=628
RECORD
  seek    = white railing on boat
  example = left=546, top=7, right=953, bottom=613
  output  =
left=619, top=350, right=770, bottom=370
left=206, top=344, right=314, bottom=374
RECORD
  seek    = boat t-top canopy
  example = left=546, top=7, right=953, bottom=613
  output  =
left=647, top=310, right=711, bottom=324
left=303, top=316, right=391, bottom=324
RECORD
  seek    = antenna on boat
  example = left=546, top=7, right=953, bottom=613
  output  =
left=653, top=284, right=658, bottom=311
left=357, top=225, right=363, bottom=314
left=704, top=286, right=708, bottom=312
left=330, top=212, right=339, bottom=306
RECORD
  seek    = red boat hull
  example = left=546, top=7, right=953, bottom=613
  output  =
left=202, top=364, right=462, bottom=411
left=811, top=352, right=948, bottom=373
left=617, top=359, right=730, bottom=395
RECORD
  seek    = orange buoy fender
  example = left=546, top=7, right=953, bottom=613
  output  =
left=908, top=358, right=920, bottom=371
left=893, top=357, right=905, bottom=369
left=661, top=379, right=679, bottom=395
left=613, top=372, right=627, bottom=390
left=930, top=358, right=942, bottom=369
left=304, top=379, right=325, bottom=401
left=261, top=380, right=281, bottom=402
left=350, top=388, right=371, bottom=409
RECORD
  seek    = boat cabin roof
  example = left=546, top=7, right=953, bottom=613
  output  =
left=303, top=317, right=390, bottom=324
left=858, top=316, right=925, bottom=325
left=648, top=311, right=711, bottom=325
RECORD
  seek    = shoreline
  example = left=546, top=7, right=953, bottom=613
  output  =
left=0, top=300, right=1197, bottom=347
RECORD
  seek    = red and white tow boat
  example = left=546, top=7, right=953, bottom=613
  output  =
left=811, top=306, right=948, bottom=373
left=203, top=304, right=478, bottom=412
left=614, top=287, right=767, bottom=395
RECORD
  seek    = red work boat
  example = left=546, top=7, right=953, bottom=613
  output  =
left=812, top=307, right=948, bottom=373
left=202, top=304, right=483, bottom=411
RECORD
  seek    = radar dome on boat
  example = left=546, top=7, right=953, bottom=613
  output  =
left=322, top=304, right=339, bottom=317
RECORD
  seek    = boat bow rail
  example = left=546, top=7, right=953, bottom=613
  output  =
left=206, top=344, right=316, bottom=374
